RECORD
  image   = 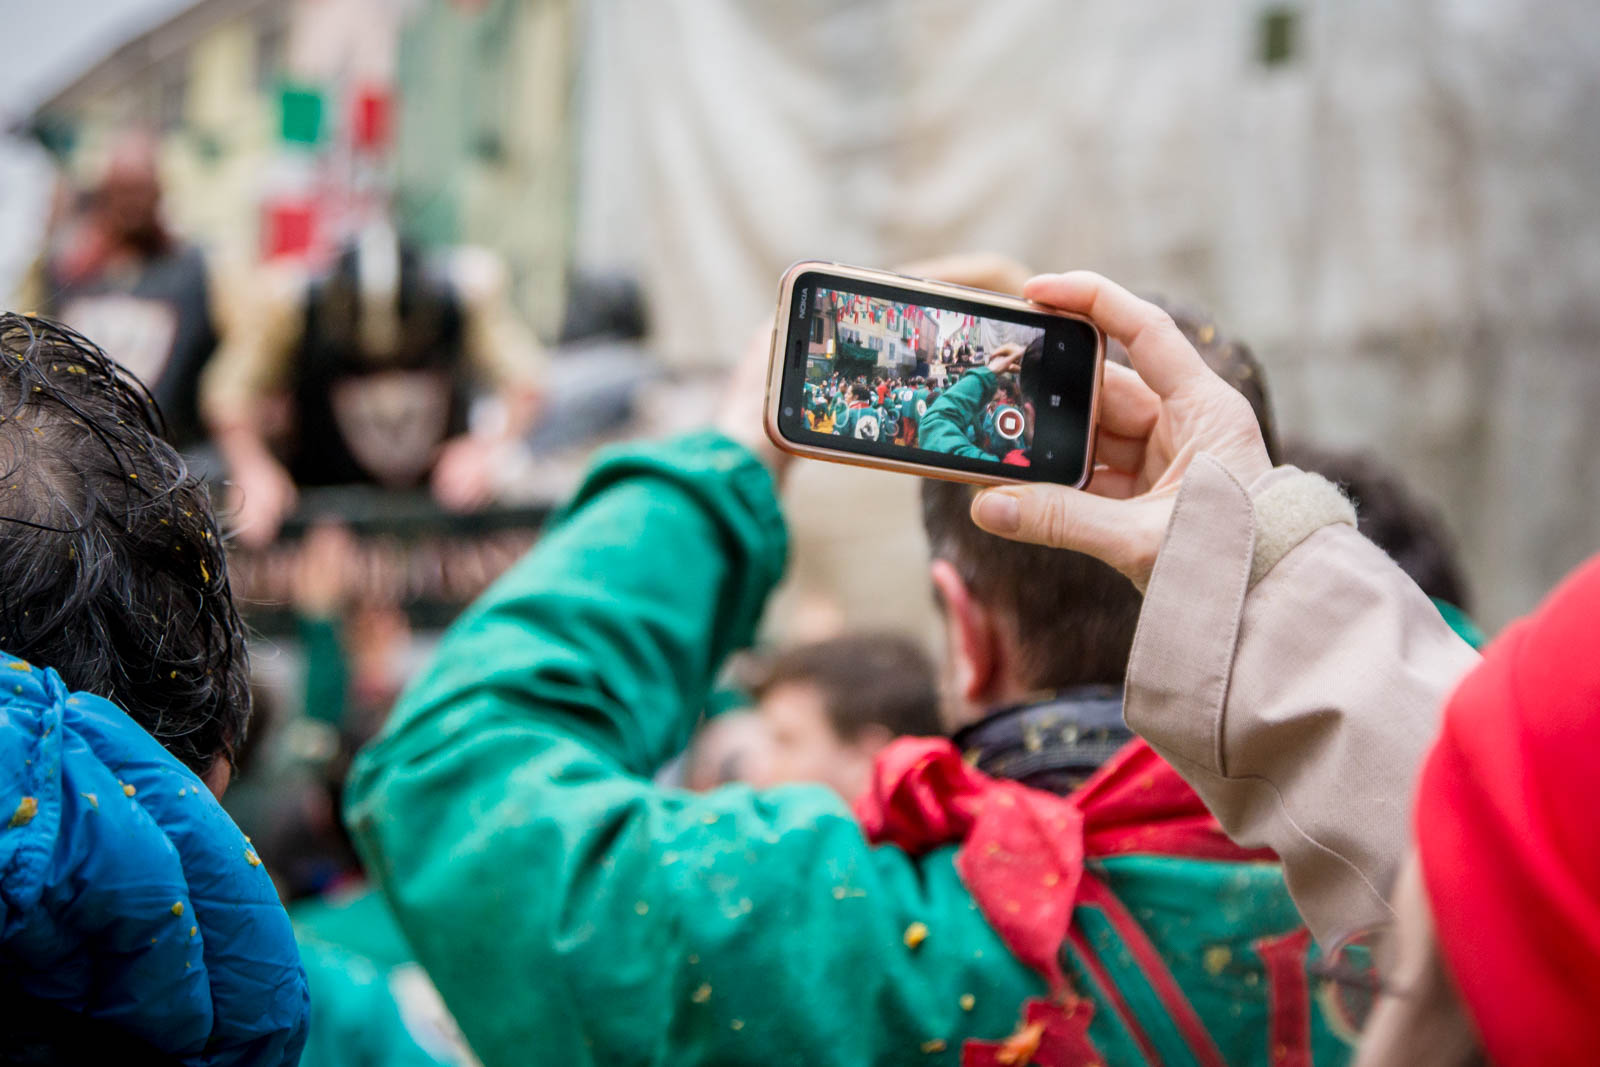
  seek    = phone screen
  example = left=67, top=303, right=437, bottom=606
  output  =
left=775, top=270, right=1100, bottom=484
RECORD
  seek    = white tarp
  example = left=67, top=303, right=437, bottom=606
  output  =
left=574, top=0, right=1600, bottom=631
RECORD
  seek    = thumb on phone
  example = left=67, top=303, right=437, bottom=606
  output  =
left=970, top=484, right=1172, bottom=591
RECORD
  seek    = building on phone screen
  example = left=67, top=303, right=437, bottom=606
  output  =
left=807, top=290, right=938, bottom=383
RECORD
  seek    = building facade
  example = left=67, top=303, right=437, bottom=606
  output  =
left=816, top=290, right=937, bottom=378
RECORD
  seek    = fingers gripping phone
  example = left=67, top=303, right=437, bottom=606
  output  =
left=764, top=262, right=1105, bottom=487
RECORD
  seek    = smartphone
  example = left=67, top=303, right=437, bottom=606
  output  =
left=764, top=262, right=1105, bottom=487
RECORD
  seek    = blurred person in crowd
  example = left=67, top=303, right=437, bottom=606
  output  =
left=1281, top=439, right=1484, bottom=647
left=0, top=314, right=306, bottom=1064
left=345, top=268, right=1354, bottom=1064
left=243, top=522, right=411, bottom=904
left=202, top=219, right=547, bottom=547
left=801, top=376, right=833, bottom=432
left=832, top=380, right=885, bottom=440
left=682, top=710, right=773, bottom=791
left=15, top=132, right=234, bottom=451
left=293, top=522, right=414, bottom=748
left=891, top=377, right=928, bottom=445
left=748, top=633, right=941, bottom=801
left=233, top=519, right=475, bottom=1065
left=962, top=270, right=1598, bottom=1064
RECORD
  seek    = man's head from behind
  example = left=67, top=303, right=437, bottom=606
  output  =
left=921, top=297, right=1280, bottom=728
left=0, top=314, right=246, bottom=790
left=751, top=634, right=941, bottom=802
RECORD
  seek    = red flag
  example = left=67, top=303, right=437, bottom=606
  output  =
left=262, top=198, right=316, bottom=259
left=351, top=84, right=393, bottom=151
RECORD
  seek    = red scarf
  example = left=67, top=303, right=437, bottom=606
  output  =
left=856, top=736, right=1270, bottom=1064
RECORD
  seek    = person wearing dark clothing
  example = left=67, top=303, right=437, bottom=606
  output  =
left=17, top=134, right=226, bottom=450
left=202, top=222, right=546, bottom=547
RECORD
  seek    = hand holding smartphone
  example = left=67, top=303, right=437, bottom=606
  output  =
left=763, top=262, right=1105, bottom=487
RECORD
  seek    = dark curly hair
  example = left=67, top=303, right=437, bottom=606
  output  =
left=0, top=313, right=247, bottom=775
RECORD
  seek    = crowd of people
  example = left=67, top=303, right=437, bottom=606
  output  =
left=805, top=372, right=940, bottom=443
left=805, top=341, right=1036, bottom=466
left=2, top=145, right=1596, bottom=1067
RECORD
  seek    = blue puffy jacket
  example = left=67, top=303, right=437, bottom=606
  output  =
left=0, top=651, right=309, bottom=1065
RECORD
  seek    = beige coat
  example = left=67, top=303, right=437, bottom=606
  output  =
left=1122, top=455, right=1480, bottom=944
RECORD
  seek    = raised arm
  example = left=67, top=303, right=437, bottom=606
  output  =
left=345, top=433, right=1041, bottom=1065
left=918, top=369, right=1000, bottom=459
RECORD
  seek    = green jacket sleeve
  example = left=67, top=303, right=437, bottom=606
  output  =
left=917, top=371, right=1000, bottom=461
left=346, top=432, right=1042, bottom=1066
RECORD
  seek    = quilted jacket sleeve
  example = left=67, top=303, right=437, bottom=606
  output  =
left=0, top=654, right=309, bottom=1066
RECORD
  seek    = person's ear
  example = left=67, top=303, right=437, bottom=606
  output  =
left=931, top=558, right=999, bottom=704
left=202, top=758, right=233, bottom=799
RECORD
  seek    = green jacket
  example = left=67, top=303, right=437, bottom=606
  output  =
left=917, top=370, right=999, bottom=460
left=347, top=435, right=1035, bottom=1064
left=347, top=434, right=1352, bottom=1066
left=835, top=403, right=885, bottom=441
